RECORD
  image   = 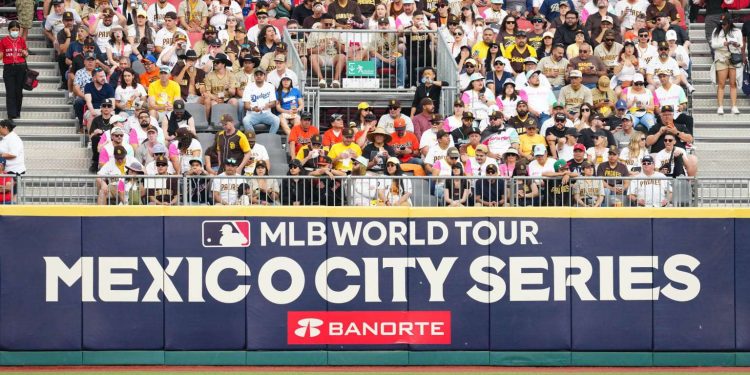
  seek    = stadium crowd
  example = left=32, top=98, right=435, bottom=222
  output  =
left=0, top=0, right=749, bottom=206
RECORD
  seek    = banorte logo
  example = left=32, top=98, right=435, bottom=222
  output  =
left=287, top=311, right=451, bottom=345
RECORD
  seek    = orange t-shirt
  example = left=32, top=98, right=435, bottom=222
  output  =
left=389, top=132, right=420, bottom=163
left=323, top=128, right=344, bottom=147
left=289, top=125, right=319, bottom=154
left=140, top=69, right=161, bottom=89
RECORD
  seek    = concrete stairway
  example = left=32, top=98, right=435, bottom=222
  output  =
left=0, top=21, right=94, bottom=204
left=688, top=23, right=750, bottom=179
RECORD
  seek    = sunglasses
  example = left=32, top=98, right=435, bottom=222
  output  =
left=605, top=39, right=615, bottom=42
left=634, top=82, right=644, bottom=86
left=157, top=163, right=168, bottom=167
left=642, top=161, right=652, bottom=165
left=579, top=50, right=590, bottom=53
left=639, top=34, right=649, bottom=37
left=112, top=134, right=123, bottom=137
left=388, top=106, right=399, bottom=110
left=101, top=103, right=113, bottom=108
left=555, top=119, right=565, bottom=123
left=532, top=19, right=544, bottom=23
left=494, top=61, right=504, bottom=65
left=322, top=22, right=334, bottom=26
left=289, top=165, right=300, bottom=169
left=659, top=47, right=668, bottom=51
left=454, top=32, right=463, bottom=36
left=664, top=139, right=675, bottom=143
left=448, top=156, right=458, bottom=159
left=506, top=21, right=516, bottom=24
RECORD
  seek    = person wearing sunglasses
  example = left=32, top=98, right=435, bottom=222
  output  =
left=627, top=154, right=671, bottom=207
left=622, top=73, right=655, bottom=131
left=568, top=42, right=606, bottom=89
left=593, top=28, right=622, bottom=75
left=645, top=40, right=694, bottom=94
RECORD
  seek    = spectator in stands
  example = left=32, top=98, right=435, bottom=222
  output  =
left=711, top=14, right=743, bottom=115
left=553, top=10, right=589, bottom=47
left=586, top=131, right=610, bottom=167
left=162, top=99, right=196, bottom=141
left=419, top=114, right=447, bottom=155
left=451, top=113, right=477, bottom=146
left=363, top=127, right=396, bottom=173
left=645, top=0, right=679, bottom=27
left=593, top=29, right=622, bottom=75
left=323, top=113, right=346, bottom=147
left=158, top=32, right=189, bottom=71
left=202, top=52, right=237, bottom=119
left=212, top=157, right=244, bottom=205
left=129, top=9, right=155, bottom=48
left=483, top=43, right=502, bottom=73
left=329, top=0, right=365, bottom=27
left=390, top=119, right=421, bottom=165
left=481, top=111, right=520, bottom=159
left=55, top=12, right=78, bottom=89
left=472, top=27, right=497, bottom=62
left=91, top=7, right=127, bottom=53
left=97, top=145, right=135, bottom=204
left=241, top=131, right=270, bottom=175
left=462, top=73, right=498, bottom=127
left=375, top=157, right=412, bottom=206
left=170, top=50, right=205, bottom=104
left=115, top=68, right=147, bottom=117
left=155, top=12, right=188, bottom=54
left=44, top=0, right=82, bottom=44
left=556, top=131, right=579, bottom=166
left=540, top=101, right=572, bottom=135
left=411, top=67, right=448, bottom=117
left=308, top=14, right=346, bottom=89
left=0, top=120, right=25, bottom=180
left=411, top=98, right=435, bottom=140
left=537, top=44, right=568, bottom=94
left=613, top=113, right=637, bottom=150
left=327, top=128, right=362, bottom=173
left=647, top=41, right=693, bottom=93
left=627, top=155, right=671, bottom=207
left=135, top=125, right=162, bottom=166
left=544, top=159, right=573, bottom=206
left=369, top=17, right=406, bottom=89
left=378, top=99, right=414, bottom=133
left=444, top=161, right=472, bottom=207
left=646, top=105, right=696, bottom=176
left=139, top=55, right=160, bottom=88
left=613, top=41, right=639, bottom=96
left=242, top=68, right=280, bottom=134
left=146, top=155, right=180, bottom=206
left=84, top=67, right=116, bottom=128
left=288, top=111, right=318, bottom=159
left=654, top=69, right=691, bottom=129
left=572, top=161, right=604, bottom=207
left=508, top=100, right=539, bottom=135
left=245, top=161, right=279, bottom=205
left=99, top=120, right=136, bottom=167
left=486, top=57, right=513, bottom=96
left=591, top=76, right=616, bottom=118
left=503, top=31, right=537, bottom=74
left=558, top=70, right=592, bottom=114
left=275, top=76, right=303, bottom=135
left=89, top=98, right=115, bottom=172
left=0, top=21, right=29, bottom=121
left=472, top=144, right=500, bottom=176
left=184, top=158, right=212, bottom=205
left=148, top=66, right=182, bottom=119
left=495, top=15, right=517, bottom=48
left=567, top=43, right=606, bottom=89
left=622, top=73, right=655, bottom=131
left=619, top=129, right=647, bottom=174
left=654, top=133, right=687, bottom=177
left=216, top=114, right=252, bottom=172
left=281, top=159, right=312, bottom=206
left=521, top=70, right=556, bottom=124
left=545, top=112, right=569, bottom=159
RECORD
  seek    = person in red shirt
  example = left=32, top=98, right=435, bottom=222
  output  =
left=389, top=117, right=421, bottom=164
left=0, top=157, right=13, bottom=204
left=287, top=111, right=319, bottom=159
left=323, top=113, right=345, bottom=147
left=0, top=21, right=29, bottom=119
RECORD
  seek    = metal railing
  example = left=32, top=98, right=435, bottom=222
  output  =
left=5, top=174, right=750, bottom=208
left=436, top=30, right=459, bottom=116
left=285, top=28, right=438, bottom=90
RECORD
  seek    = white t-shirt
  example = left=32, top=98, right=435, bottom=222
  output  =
left=115, top=84, right=148, bottom=111
left=420, top=130, right=455, bottom=153
left=627, top=171, right=671, bottom=207
left=98, top=156, right=138, bottom=178
left=93, top=21, right=115, bottom=52
left=378, top=114, right=414, bottom=133
left=242, top=82, right=277, bottom=113
left=211, top=173, right=245, bottom=204
left=208, top=1, right=243, bottom=29
left=654, top=84, right=687, bottom=119
left=128, top=24, right=156, bottom=42
left=0, top=131, right=25, bottom=173
left=528, top=157, right=556, bottom=184
left=173, top=138, right=203, bottom=172
left=636, top=43, right=658, bottom=68
left=647, top=56, right=682, bottom=78
left=423, top=145, right=449, bottom=169
left=243, top=144, right=270, bottom=175
left=614, top=0, right=648, bottom=30
left=267, top=69, right=299, bottom=88
left=154, top=26, right=189, bottom=49
left=147, top=2, right=177, bottom=28
left=654, top=147, right=686, bottom=173
left=521, top=84, right=556, bottom=115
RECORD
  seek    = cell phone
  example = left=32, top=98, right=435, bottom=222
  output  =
left=631, top=167, right=641, bottom=172
left=224, top=6, right=229, bottom=11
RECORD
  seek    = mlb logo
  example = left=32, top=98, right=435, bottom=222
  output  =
left=202, top=220, right=250, bottom=248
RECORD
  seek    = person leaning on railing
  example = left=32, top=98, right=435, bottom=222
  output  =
left=627, top=155, right=672, bottom=208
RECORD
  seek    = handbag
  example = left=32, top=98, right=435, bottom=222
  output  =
left=22, top=68, right=39, bottom=91
left=730, top=53, right=743, bottom=66
left=742, top=65, right=750, bottom=96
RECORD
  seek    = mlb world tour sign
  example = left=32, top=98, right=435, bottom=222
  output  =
left=0, top=206, right=749, bottom=366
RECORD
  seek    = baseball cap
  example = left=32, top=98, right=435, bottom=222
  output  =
left=642, top=154, right=655, bottom=164
left=300, top=111, right=313, bottom=120
left=155, top=155, right=169, bottom=166
left=146, top=125, right=158, bottom=133
left=343, top=127, right=356, bottom=137
left=274, top=54, right=286, bottom=62
left=188, top=158, right=203, bottom=166
left=159, top=66, right=171, bottom=73
left=447, top=147, right=460, bottom=158
left=430, top=114, right=444, bottom=123
left=394, top=117, right=407, bottom=128
left=173, top=99, right=185, bottom=112
left=553, top=159, right=568, bottom=172
left=462, top=112, right=475, bottom=120
left=465, top=58, right=478, bottom=66
left=475, top=144, right=489, bottom=153
left=573, top=143, right=586, bottom=152
left=109, top=114, right=126, bottom=124
left=386, top=157, right=401, bottom=165
left=388, top=99, right=401, bottom=108
left=566, top=128, right=579, bottom=137
left=602, top=16, right=613, bottom=24
left=63, top=11, right=74, bottom=20
left=633, top=73, right=645, bottom=83
left=289, top=159, right=303, bottom=168
left=666, top=30, right=677, bottom=41
left=594, top=129, right=607, bottom=138
left=436, top=129, right=449, bottom=139
left=622, top=113, right=635, bottom=122
left=364, top=113, right=377, bottom=121
left=164, top=11, right=178, bottom=20
left=330, top=113, right=344, bottom=122
left=616, top=99, right=627, bottom=110
left=533, top=144, right=547, bottom=156
left=553, top=102, right=564, bottom=109
left=142, top=54, right=157, bottom=64
left=311, top=134, right=323, bottom=144
left=494, top=56, right=509, bottom=65
left=523, top=56, right=538, bottom=64
left=113, top=145, right=127, bottom=159
left=554, top=113, right=567, bottom=121
left=569, top=70, right=583, bottom=78
left=357, top=102, right=370, bottom=110
left=152, top=143, right=167, bottom=154
left=607, top=146, right=618, bottom=155
left=220, top=114, right=235, bottom=123
left=543, top=31, right=554, bottom=39
left=0, top=157, right=7, bottom=166
left=515, top=30, right=527, bottom=38
left=661, top=105, right=674, bottom=113
left=84, top=52, right=96, bottom=60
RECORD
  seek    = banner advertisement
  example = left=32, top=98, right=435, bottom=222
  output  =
left=0, top=213, right=742, bottom=352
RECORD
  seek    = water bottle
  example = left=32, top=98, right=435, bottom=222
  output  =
left=243, top=0, right=252, bottom=17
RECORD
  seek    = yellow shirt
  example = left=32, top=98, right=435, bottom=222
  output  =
left=519, top=133, right=546, bottom=156
left=328, top=142, right=362, bottom=172
left=471, top=41, right=491, bottom=61
left=147, top=80, right=182, bottom=107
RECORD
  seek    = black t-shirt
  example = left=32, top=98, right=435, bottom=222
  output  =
left=545, top=125, right=567, bottom=139
left=291, top=5, right=314, bottom=25
left=648, top=121, right=689, bottom=153
left=652, top=25, right=689, bottom=45
left=166, top=111, right=194, bottom=137
left=89, top=114, right=113, bottom=136
left=508, top=115, right=538, bottom=134
left=362, top=143, right=396, bottom=171
left=451, top=126, right=475, bottom=146
left=567, top=158, right=586, bottom=175
left=545, top=179, right=572, bottom=207
left=579, top=127, right=615, bottom=149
